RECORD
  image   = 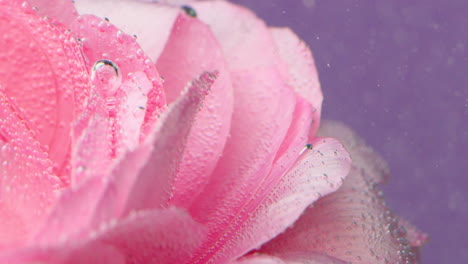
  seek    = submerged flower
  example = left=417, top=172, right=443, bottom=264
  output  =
left=0, top=0, right=426, bottom=263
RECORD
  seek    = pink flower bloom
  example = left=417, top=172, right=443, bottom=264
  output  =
left=0, top=0, right=426, bottom=263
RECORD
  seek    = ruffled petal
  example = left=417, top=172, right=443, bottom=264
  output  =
left=270, top=27, right=323, bottom=137
left=0, top=3, right=90, bottom=182
left=187, top=67, right=295, bottom=262
left=35, top=72, right=215, bottom=245
left=68, top=14, right=166, bottom=185
left=71, top=13, right=166, bottom=143
left=122, top=71, right=217, bottom=213
left=0, top=93, right=61, bottom=247
left=236, top=252, right=346, bottom=264
left=192, top=1, right=288, bottom=77
left=234, top=254, right=286, bottom=264
left=260, top=121, right=425, bottom=264
left=179, top=2, right=323, bottom=263
left=46, top=69, right=217, bottom=239
left=74, top=0, right=180, bottom=62
left=1, top=208, right=206, bottom=264
left=26, top=0, right=78, bottom=25
left=156, top=13, right=233, bottom=208
left=190, top=97, right=315, bottom=262
left=190, top=136, right=350, bottom=263
left=33, top=176, right=108, bottom=245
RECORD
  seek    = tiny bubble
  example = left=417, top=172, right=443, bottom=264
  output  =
left=181, top=5, right=197, bottom=18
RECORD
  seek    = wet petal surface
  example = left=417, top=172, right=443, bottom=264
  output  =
left=260, top=121, right=424, bottom=264
left=0, top=93, right=61, bottom=246
left=156, top=13, right=233, bottom=208
left=0, top=3, right=90, bottom=182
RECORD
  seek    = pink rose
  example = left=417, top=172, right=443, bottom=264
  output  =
left=0, top=0, right=426, bottom=263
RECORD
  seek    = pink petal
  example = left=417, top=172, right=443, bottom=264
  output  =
left=186, top=67, right=295, bottom=261
left=68, top=14, right=166, bottom=184
left=92, top=208, right=206, bottom=264
left=234, top=254, right=286, bottom=264
left=236, top=252, right=346, bottom=264
left=35, top=72, right=216, bottom=245
left=25, top=0, right=78, bottom=25
left=74, top=0, right=180, bottom=62
left=260, top=121, right=424, bottom=264
left=156, top=13, right=233, bottom=208
left=192, top=1, right=288, bottom=78
left=34, top=136, right=155, bottom=245
left=2, top=208, right=206, bottom=264
left=36, top=72, right=214, bottom=244
left=0, top=93, right=61, bottom=247
left=187, top=96, right=312, bottom=262
left=33, top=176, right=108, bottom=245
left=176, top=2, right=318, bottom=262
left=190, top=136, right=351, bottom=264
left=71, top=91, right=115, bottom=185
left=320, top=121, right=390, bottom=184
left=70, top=14, right=166, bottom=141
left=276, top=252, right=346, bottom=264
left=122, top=71, right=217, bottom=214
left=270, top=27, right=323, bottom=138
left=0, top=3, right=90, bottom=182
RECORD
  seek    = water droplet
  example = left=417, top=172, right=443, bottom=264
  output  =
left=91, top=59, right=121, bottom=97
left=181, top=5, right=197, bottom=18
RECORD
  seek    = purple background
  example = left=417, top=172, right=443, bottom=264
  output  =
left=230, top=0, right=467, bottom=263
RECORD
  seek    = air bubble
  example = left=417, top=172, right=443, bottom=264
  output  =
left=181, top=5, right=197, bottom=17
left=91, top=59, right=122, bottom=97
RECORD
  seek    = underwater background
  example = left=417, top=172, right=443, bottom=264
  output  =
left=230, top=0, right=468, bottom=263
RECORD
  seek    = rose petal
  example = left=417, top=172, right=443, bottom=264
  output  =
left=156, top=13, right=233, bottom=208
left=33, top=176, right=107, bottom=245
left=234, top=254, right=286, bottom=264
left=2, top=208, right=206, bottom=264
left=276, top=252, right=347, bottom=264
left=186, top=67, right=294, bottom=260
left=35, top=134, right=153, bottom=245
left=74, top=0, right=180, bottom=62
left=270, top=27, right=323, bottom=138
left=192, top=1, right=288, bottom=78
left=53, top=68, right=218, bottom=236
left=236, top=252, right=346, bottom=264
left=0, top=3, right=90, bottom=182
left=79, top=70, right=219, bottom=229
left=68, top=14, right=166, bottom=185
left=71, top=89, right=115, bottom=185
left=92, top=208, right=206, bottom=264
left=190, top=137, right=351, bottom=264
left=178, top=2, right=308, bottom=262
left=26, top=0, right=78, bottom=25
left=70, top=14, right=166, bottom=142
left=0, top=93, right=61, bottom=246
left=41, top=69, right=221, bottom=240
left=122, top=71, right=217, bottom=213
left=260, top=121, right=423, bottom=264
left=35, top=72, right=216, bottom=244
left=318, top=121, right=390, bottom=183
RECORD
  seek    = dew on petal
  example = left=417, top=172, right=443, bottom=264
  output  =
left=91, top=59, right=122, bottom=97
left=181, top=5, right=197, bottom=18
